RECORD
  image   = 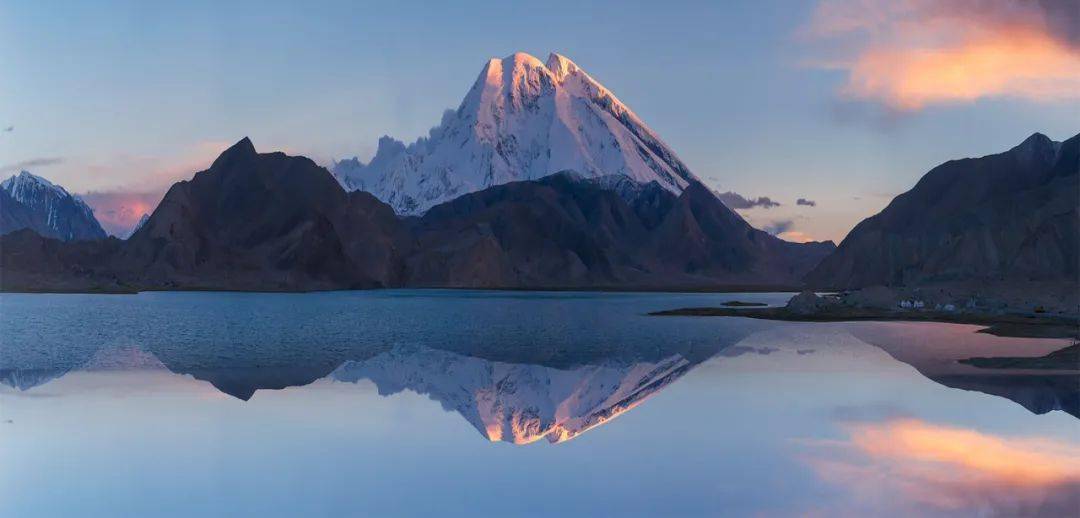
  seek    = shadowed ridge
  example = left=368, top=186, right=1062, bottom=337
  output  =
left=115, top=140, right=412, bottom=290
left=805, top=131, right=1079, bottom=291
left=210, top=136, right=258, bottom=170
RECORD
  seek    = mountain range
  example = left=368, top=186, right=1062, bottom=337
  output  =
left=2, top=128, right=1075, bottom=293
left=0, top=138, right=833, bottom=291
left=0, top=52, right=1074, bottom=294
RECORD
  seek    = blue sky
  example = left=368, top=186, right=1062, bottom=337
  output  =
left=2, top=0, right=1077, bottom=240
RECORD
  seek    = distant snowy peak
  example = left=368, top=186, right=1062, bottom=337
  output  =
left=126, top=213, right=150, bottom=239
left=333, top=51, right=702, bottom=215
left=0, top=170, right=106, bottom=241
left=2, top=170, right=71, bottom=204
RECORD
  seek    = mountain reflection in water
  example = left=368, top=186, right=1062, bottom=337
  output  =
left=0, top=335, right=731, bottom=444
left=2, top=320, right=1076, bottom=445
left=3, top=292, right=1078, bottom=517
left=332, top=347, right=693, bottom=444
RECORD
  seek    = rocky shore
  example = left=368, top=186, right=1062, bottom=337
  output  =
left=650, top=286, right=1079, bottom=339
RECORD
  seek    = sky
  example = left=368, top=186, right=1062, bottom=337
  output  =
left=1, top=0, right=1078, bottom=240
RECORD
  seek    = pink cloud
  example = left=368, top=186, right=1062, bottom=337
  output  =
left=802, top=0, right=1080, bottom=110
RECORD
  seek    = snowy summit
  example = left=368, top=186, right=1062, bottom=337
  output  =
left=0, top=170, right=106, bottom=241
left=333, top=52, right=702, bottom=215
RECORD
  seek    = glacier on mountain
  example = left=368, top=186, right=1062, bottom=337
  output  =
left=0, top=170, right=106, bottom=241
left=333, top=52, right=702, bottom=215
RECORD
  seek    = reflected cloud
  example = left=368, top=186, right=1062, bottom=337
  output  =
left=803, top=417, right=1080, bottom=515
left=719, top=345, right=779, bottom=357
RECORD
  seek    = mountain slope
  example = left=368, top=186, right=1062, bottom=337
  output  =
left=0, top=228, right=126, bottom=291
left=0, top=171, right=107, bottom=241
left=806, top=132, right=1079, bottom=289
left=121, top=213, right=149, bottom=239
left=647, top=182, right=836, bottom=284
left=333, top=52, right=701, bottom=215
left=406, top=173, right=652, bottom=287
left=407, top=173, right=835, bottom=288
left=120, top=138, right=413, bottom=290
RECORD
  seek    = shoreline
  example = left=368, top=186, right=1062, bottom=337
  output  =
left=648, top=306, right=1079, bottom=339
left=0, top=284, right=807, bottom=296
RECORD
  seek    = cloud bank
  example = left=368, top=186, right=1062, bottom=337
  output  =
left=796, top=198, right=817, bottom=207
left=804, top=0, right=1080, bottom=111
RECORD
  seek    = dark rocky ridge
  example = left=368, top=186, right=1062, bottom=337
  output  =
left=0, top=138, right=834, bottom=292
left=806, top=132, right=1079, bottom=290
left=406, top=173, right=833, bottom=288
left=117, top=138, right=412, bottom=290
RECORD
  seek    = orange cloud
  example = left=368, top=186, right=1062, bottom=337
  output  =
left=804, top=0, right=1080, bottom=110
left=777, top=230, right=817, bottom=243
left=802, top=417, right=1080, bottom=514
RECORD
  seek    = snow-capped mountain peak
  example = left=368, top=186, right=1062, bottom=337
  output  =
left=0, top=170, right=106, bottom=241
left=333, top=51, right=702, bottom=215
left=125, top=213, right=150, bottom=239
left=1, top=170, right=71, bottom=203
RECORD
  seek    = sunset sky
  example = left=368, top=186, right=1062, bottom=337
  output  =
left=2, top=0, right=1077, bottom=239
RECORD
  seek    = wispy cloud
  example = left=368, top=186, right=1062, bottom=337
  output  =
left=796, top=198, right=817, bottom=207
left=0, top=157, right=64, bottom=174
left=802, top=0, right=1080, bottom=111
left=716, top=191, right=781, bottom=210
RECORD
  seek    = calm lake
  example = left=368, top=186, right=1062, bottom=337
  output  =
left=1, top=290, right=1077, bottom=517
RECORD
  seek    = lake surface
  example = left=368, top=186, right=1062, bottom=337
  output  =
left=1, top=290, right=1077, bottom=517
